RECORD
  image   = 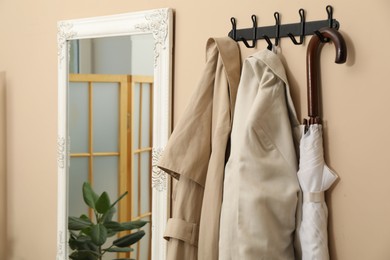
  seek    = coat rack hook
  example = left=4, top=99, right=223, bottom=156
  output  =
left=314, top=30, right=329, bottom=43
left=288, top=8, right=305, bottom=45
left=326, top=5, right=333, bottom=28
left=240, top=15, right=257, bottom=48
left=274, top=12, right=280, bottom=46
left=230, top=17, right=237, bottom=41
left=263, top=35, right=273, bottom=50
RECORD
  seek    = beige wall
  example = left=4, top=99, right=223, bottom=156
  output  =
left=0, top=0, right=389, bottom=259
left=0, top=72, right=6, bottom=260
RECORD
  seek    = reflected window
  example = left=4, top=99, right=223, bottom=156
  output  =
left=68, top=35, right=154, bottom=260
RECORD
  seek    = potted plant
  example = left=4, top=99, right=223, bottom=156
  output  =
left=68, top=182, right=147, bottom=260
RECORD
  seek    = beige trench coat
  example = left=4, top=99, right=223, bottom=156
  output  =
left=219, top=49, right=302, bottom=260
left=158, top=37, right=241, bottom=260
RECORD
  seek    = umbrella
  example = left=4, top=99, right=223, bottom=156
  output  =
left=298, top=27, right=347, bottom=259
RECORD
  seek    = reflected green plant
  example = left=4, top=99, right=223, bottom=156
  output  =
left=68, top=182, right=146, bottom=260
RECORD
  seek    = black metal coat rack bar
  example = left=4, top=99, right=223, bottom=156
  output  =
left=229, top=5, right=340, bottom=48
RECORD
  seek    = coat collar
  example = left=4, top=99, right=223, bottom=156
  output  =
left=250, top=49, right=300, bottom=129
left=206, top=37, right=241, bottom=119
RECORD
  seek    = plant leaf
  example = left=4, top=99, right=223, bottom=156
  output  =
left=68, top=236, right=78, bottom=250
left=83, top=182, right=99, bottom=210
left=91, top=224, right=108, bottom=246
left=113, top=230, right=145, bottom=247
left=69, top=250, right=100, bottom=260
left=79, top=214, right=90, bottom=221
left=105, top=221, right=124, bottom=232
left=81, top=226, right=92, bottom=237
left=100, top=191, right=127, bottom=224
left=69, top=235, right=98, bottom=252
left=102, top=206, right=116, bottom=223
left=68, top=216, right=92, bottom=230
left=68, top=234, right=93, bottom=250
left=109, top=191, right=128, bottom=210
left=107, top=229, right=118, bottom=238
left=105, top=247, right=134, bottom=252
left=120, top=220, right=148, bottom=230
left=95, top=192, right=111, bottom=214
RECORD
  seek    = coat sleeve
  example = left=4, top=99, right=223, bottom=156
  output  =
left=157, top=41, right=221, bottom=187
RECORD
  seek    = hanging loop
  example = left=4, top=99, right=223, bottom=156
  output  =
left=274, top=12, right=280, bottom=46
left=230, top=17, right=237, bottom=41
left=240, top=15, right=257, bottom=48
left=288, top=8, right=305, bottom=45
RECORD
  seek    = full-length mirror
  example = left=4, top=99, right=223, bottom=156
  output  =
left=57, top=9, right=173, bottom=260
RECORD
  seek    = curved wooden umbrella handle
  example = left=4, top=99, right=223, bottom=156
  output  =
left=306, top=27, right=347, bottom=124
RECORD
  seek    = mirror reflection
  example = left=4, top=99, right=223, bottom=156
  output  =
left=68, top=35, right=154, bottom=260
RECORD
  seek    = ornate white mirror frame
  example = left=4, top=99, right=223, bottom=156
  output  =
left=56, top=8, right=173, bottom=260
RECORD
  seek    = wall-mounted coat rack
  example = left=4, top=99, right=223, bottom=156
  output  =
left=229, top=5, right=340, bottom=48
